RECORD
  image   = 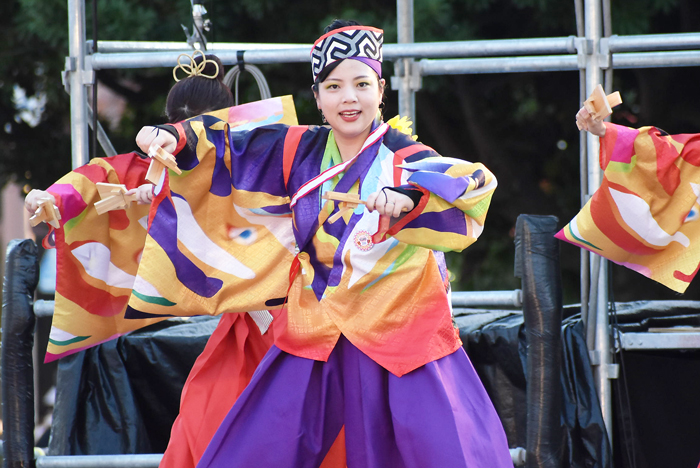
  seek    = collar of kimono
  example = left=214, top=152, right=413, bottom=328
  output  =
left=290, top=122, right=389, bottom=208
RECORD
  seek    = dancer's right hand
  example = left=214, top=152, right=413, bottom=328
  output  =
left=575, top=106, right=607, bottom=137
left=24, top=189, right=55, bottom=214
left=136, top=126, right=177, bottom=154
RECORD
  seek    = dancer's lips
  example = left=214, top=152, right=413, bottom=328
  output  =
left=339, top=110, right=361, bottom=121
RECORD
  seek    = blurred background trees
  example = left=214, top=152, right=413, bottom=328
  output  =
left=2, top=0, right=700, bottom=303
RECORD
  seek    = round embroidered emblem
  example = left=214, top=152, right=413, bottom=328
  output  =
left=354, top=230, right=374, bottom=251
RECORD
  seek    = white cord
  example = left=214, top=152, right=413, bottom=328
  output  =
left=223, top=63, right=272, bottom=104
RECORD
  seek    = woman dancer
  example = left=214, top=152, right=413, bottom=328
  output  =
left=137, top=20, right=512, bottom=468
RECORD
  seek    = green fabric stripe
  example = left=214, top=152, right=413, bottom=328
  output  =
left=63, top=208, right=89, bottom=233
left=464, top=193, right=492, bottom=219
left=607, top=154, right=637, bottom=173
left=132, top=290, right=177, bottom=306
left=567, top=223, right=602, bottom=251
left=49, top=335, right=90, bottom=346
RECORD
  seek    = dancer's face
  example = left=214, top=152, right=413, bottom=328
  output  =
left=314, top=59, right=384, bottom=144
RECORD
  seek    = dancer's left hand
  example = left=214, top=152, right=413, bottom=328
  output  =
left=126, top=184, right=155, bottom=204
left=366, top=188, right=414, bottom=217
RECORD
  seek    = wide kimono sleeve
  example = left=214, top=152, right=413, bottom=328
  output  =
left=127, top=111, right=304, bottom=319
left=48, top=97, right=299, bottom=361
left=556, top=123, right=700, bottom=293
left=43, top=153, right=165, bottom=362
left=373, top=132, right=497, bottom=253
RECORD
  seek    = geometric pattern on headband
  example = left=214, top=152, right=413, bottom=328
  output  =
left=311, top=26, right=383, bottom=81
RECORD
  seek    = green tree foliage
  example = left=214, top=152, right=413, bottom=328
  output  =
left=2, top=0, right=700, bottom=301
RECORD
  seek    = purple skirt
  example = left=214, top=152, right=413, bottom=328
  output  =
left=196, top=335, right=512, bottom=468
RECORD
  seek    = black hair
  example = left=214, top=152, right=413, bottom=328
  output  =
left=165, top=54, right=234, bottom=123
left=323, top=18, right=360, bottom=35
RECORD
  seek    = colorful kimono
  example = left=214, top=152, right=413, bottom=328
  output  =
left=44, top=96, right=298, bottom=362
left=130, top=111, right=512, bottom=467
left=131, top=116, right=495, bottom=376
left=556, top=123, right=700, bottom=293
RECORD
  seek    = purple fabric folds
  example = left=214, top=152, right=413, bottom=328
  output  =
left=407, top=171, right=471, bottom=203
left=197, top=336, right=512, bottom=468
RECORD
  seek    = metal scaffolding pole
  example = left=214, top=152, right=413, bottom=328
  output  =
left=92, top=36, right=577, bottom=57
left=607, top=32, right=700, bottom=52
left=67, top=0, right=90, bottom=169
left=395, top=0, right=417, bottom=120
left=87, top=31, right=700, bottom=59
left=583, top=0, right=615, bottom=447
left=419, top=55, right=579, bottom=74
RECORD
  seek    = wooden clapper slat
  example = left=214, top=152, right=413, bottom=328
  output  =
left=29, top=198, right=61, bottom=228
left=94, top=183, right=138, bottom=215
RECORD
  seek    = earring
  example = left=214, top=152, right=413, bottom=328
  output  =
left=319, top=110, right=327, bottom=124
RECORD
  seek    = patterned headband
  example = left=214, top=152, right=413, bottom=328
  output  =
left=310, top=26, right=384, bottom=82
left=173, top=50, right=220, bottom=82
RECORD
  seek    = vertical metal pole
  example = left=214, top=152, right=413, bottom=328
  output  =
left=68, top=0, right=90, bottom=169
left=396, top=0, right=416, bottom=120
left=583, top=0, right=613, bottom=447
left=575, top=0, right=590, bottom=335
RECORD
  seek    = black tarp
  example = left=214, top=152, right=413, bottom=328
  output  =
left=458, top=310, right=612, bottom=468
left=48, top=316, right=219, bottom=455
left=607, top=301, right=700, bottom=468
left=2, top=239, right=40, bottom=468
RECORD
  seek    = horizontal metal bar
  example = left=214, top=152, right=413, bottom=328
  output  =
left=93, top=32, right=700, bottom=58
left=612, top=50, right=700, bottom=69
left=510, top=447, right=527, bottom=466
left=607, top=32, right=700, bottom=53
left=419, top=55, right=579, bottom=75
left=620, top=332, right=700, bottom=350
left=88, top=40, right=700, bottom=72
left=34, top=299, right=55, bottom=318
left=90, top=40, right=306, bottom=53
left=34, top=447, right=526, bottom=467
left=91, top=37, right=577, bottom=58
left=89, top=40, right=579, bottom=70
left=387, top=37, right=576, bottom=58
left=451, top=290, right=522, bottom=308
left=89, top=49, right=310, bottom=69
left=36, top=454, right=163, bottom=468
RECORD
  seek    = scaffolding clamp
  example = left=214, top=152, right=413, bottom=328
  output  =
left=599, top=37, right=613, bottom=70
left=574, top=37, right=593, bottom=69
left=588, top=350, right=620, bottom=379
left=61, top=56, right=95, bottom=95
left=391, top=58, right=422, bottom=92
